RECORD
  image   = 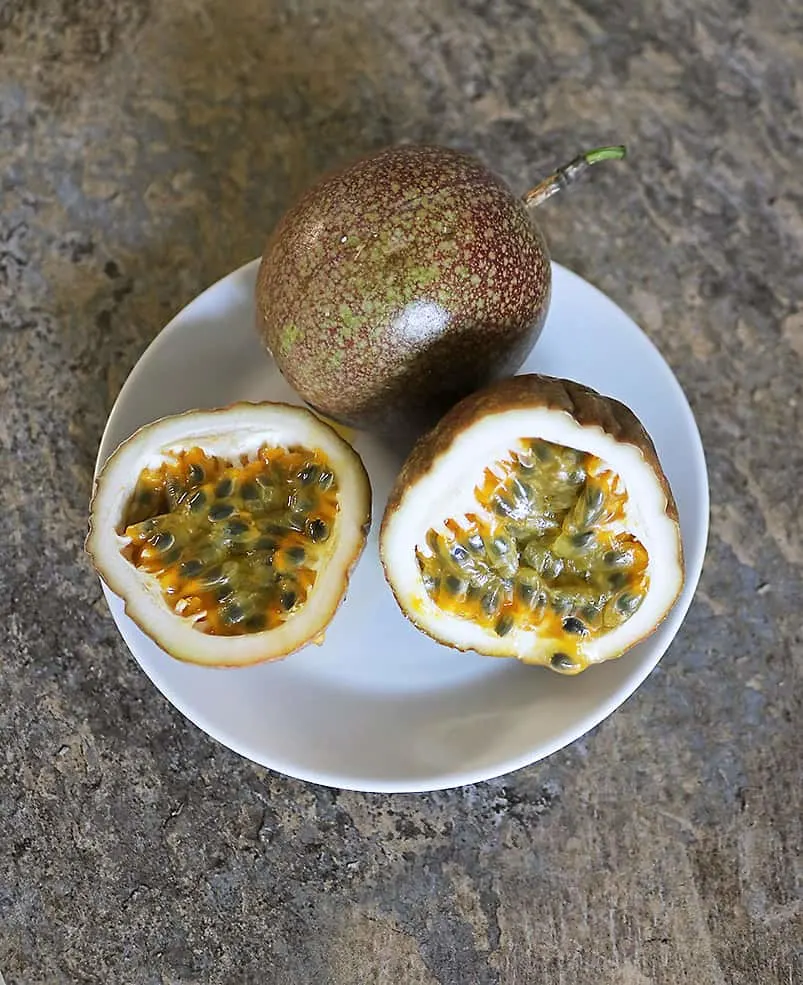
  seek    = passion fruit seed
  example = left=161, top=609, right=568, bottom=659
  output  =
left=208, top=503, right=234, bottom=522
left=151, top=531, right=175, bottom=553
left=215, top=477, right=234, bottom=498
left=417, top=437, right=650, bottom=667
left=188, top=490, right=207, bottom=512
left=279, top=587, right=298, bottom=611
left=239, top=481, right=259, bottom=501
left=308, top=518, right=330, bottom=543
left=495, top=614, right=515, bottom=637
left=551, top=652, right=577, bottom=672
left=121, top=444, right=340, bottom=637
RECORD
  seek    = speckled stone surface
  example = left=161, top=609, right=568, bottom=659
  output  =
left=1, top=1, right=801, bottom=982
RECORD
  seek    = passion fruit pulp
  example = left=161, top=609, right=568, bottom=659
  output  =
left=380, top=375, right=684, bottom=673
left=121, top=444, right=341, bottom=636
left=87, top=403, right=371, bottom=666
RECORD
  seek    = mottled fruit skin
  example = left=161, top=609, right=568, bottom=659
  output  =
left=256, top=144, right=551, bottom=434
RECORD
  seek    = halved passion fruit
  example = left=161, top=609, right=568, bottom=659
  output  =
left=380, top=375, right=684, bottom=674
left=86, top=403, right=371, bottom=666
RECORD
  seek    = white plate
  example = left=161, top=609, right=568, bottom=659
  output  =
left=96, top=259, right=708, bottom=793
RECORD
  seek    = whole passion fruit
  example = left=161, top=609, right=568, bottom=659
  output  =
left=256, top=143, right=625, bottom=434
left=86, top=403, right=371, bottom=666
left=380, top=375, right=684, bottom=674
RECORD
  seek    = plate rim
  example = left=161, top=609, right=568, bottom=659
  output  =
left=95, top=257, right=710, bottom=793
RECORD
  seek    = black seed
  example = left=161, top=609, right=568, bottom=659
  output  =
left=163, top=547, right=181, bottom=565
left=563, top=617, right=588, bottom=635
left=317, top=469, right=335, bottom=490
left=466, top=532, right=484, bottom=553
left=604, top=549, right=626, bottom=567
left=165, top=476, right=185, bottom=508
left=290, top=489, right=317, bottom=515
left=494, top=494, right=516, bottom=518
left=451, top=544, right=469, bottom=564
left=297, top=464, right=319, bottom=486
left=547, top=559, right=565, bottom=580
left=221, top=601, right=245, bottom=624
left=284, top=513, right=306, bottom=533
left=286, top=546, right=306, bottom=564
left=187, top=490, right=206, bottom=512
left=481, top=587, right=501, bottom=616
left=240, top=481, right=259, bottom=501
left=495, top=614, right=514, bottom=637
left=201, top=565, right=225, bottom=586
left=585, top=484, right=604, bottom=510
left=444, top=574, right=463, bottom=596
left=308, top=518, right=329, bottom=543
left=551, top=594, right=573, bottom=616
left=245, top=614, right=266, bottom=632
left=608, top=571, right=627, bottom=589
left=215, top=477, right=234, bottom=498
left=179, top=559, right=203, bottom=577
left=516, top=580, right=534, bottom=603
left=572, top=530, right=595, bottom=549
left=151, top=531, right=175, bottom=552
left=551, top=652, right=577, bottom=671
left=509, top=476, right=532, bottom=501
left=138, top=488, right=154, bottom=504
left=280, top=589, right=297, bottom=611
left=215, top=584, right=234, bottom=603
left=534, top=442, right=552, bottom=462
left=188, top=464, right=205, bottom=485
left=616, top=593, right=642, bottom=616
left=422, top=573, right=440, bottom=596
left=208, top=503, right=234, bottom=521
left=225, top=519, right=250, bottom=537
left=127, top=517, right=156, bottom=539
left=254, top=536, right=276, bottom=553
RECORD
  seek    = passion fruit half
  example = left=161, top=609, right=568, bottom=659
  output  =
left=87, top=403, right=371, bottom=666
left=380, top=375, right=684, bottom=674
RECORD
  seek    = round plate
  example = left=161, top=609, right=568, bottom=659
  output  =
left=96, top=259, right=708, bottom=793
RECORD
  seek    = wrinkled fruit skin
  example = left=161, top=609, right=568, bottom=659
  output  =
left=256, top=144, right=551, bottom=435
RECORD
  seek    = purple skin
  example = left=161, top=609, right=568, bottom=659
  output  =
left=256, top=143, right=624, bottom=436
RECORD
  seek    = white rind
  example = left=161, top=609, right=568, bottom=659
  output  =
left=86, top=402, right=371, bottom=666
left=381, top=405, right=683, bottom=666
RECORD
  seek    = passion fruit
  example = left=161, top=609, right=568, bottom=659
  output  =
left=86, top=403, right=371, bottom=666
left=256, top=143, right=626, bottom=434
left=380, top=375, right=684, bottom=673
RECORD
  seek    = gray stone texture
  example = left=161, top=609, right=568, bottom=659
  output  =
left=1, top=1, right=801, bottom=982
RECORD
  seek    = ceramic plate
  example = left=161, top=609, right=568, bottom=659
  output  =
left=95, top=259, right=708, bottom=792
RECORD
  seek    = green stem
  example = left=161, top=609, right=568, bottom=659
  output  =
left=523, top=145, right=627, bottom=209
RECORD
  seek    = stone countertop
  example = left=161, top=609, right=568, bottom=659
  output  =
left=1, top=2, right=800, bottom=983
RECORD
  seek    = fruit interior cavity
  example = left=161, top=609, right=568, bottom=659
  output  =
left=120, top=444, right=340, bottom=636
left=416, top=438, right=649, bottom=672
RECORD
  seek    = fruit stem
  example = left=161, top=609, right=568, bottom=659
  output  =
left=523, top=145, right=627, bottom=208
